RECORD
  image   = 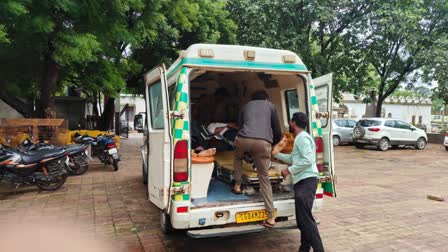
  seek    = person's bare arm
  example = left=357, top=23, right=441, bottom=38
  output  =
left=272, top=136, right=288, bottom=156
left=227, top=122, right=238, bottom=129
left=214, top=127, right=226, bottom=134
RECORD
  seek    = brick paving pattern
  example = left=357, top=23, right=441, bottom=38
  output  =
left=1, top=133, right=448, bottom=251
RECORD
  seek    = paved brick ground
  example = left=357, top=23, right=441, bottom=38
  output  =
left=1, top=134, right=448, bottom=251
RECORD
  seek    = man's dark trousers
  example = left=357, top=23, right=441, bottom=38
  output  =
left=294, top=177, right=324, bottom=252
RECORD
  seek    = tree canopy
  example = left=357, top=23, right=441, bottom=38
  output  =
left=227, top=0, right=375, bottom=100
left=228, top=0, right=448, bottom=115
left=0, top=0, right=236, bottom=128
left=1, top=0, right=447, bottom=124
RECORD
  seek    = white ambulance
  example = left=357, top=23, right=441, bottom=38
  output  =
left=141, top=44, right=336, bottom=238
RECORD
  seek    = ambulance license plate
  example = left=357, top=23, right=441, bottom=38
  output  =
left=235, top=209, right=277, bottom=224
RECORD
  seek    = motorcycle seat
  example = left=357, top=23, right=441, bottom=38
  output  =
left=64, top=144, right=86, bottom=155
left=21, top=149, right=66, bottom=165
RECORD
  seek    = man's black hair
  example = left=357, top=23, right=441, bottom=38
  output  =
left=251, top=90, right=269, bottom=100
left=292, top=112, right=308, bottom=129
left=215, top=87, right=230, bottom=97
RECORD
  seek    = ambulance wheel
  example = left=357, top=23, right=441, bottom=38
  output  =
left=160, top=211, right=173, bottom=234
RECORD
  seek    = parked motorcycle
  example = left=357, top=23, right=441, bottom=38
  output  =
left=20, top=139, right=90, bottom=176
left=73, top=133, right=120, bottom=171
left=0, top=144, right=69, bottom=190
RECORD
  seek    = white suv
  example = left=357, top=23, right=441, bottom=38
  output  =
left=352, top=118, right=428, bottom=151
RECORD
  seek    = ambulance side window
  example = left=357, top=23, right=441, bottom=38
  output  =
left=149, top=82, right=164, bottom=129
left=315, top=84, right=329, bottom=127
left=285, top=89, right=300, bottom=120
left=168, top=84, right=177, bottom=110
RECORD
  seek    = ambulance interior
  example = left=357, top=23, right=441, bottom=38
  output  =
left=188, top=70, right=308, bottom=208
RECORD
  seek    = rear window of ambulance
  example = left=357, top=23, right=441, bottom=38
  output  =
left=357, top=120, right=381, bottom=127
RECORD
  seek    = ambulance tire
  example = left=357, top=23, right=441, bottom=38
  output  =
left=160, top=211, right=173, bottom=234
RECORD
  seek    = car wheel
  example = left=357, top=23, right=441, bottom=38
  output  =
left=333, top=136, right=341, bottom=146
left=415, top=137, right=427, bottom=150
left=377, top=138, right=390, bottom=151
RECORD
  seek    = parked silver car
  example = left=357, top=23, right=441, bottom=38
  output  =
left=332, top=119, right=357, bottom=146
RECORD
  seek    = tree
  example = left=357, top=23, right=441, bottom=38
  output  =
left=423, top=34, right=448, bottom=115
left=0, top=0, right=105, bottom=118
left=351, top=0, right=448, bottom=117
left=227, top=0, right=374, bottom=98
left=0, top=0, right=236, bottom=128
left=393, top=86, right=432, bottom=98
left=131, top=0, right=237, bottom=87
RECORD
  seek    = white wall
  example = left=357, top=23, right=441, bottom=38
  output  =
left=0, top=99, right=23, bottom=118
left=383, top=104, right=431, bottom=127
left=344, top=102, right=366, bottom=120
left=120, top=95, right=145, bottom=115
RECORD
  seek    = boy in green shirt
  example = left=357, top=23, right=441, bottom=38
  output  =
left=272, top=112, right=324, bottom=252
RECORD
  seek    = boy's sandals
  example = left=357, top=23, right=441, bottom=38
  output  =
left=231, top=186, right=256, bottom=196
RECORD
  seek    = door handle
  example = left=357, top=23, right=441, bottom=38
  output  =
left=316, top=112, right=329, bottom=119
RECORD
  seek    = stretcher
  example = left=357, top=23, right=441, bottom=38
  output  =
left=214, top=151, right=286, bottom=186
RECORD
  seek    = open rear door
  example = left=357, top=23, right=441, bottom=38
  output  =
left=313, top=73, right=336, bottom=197
left=144, top=65, right=172, bottom=209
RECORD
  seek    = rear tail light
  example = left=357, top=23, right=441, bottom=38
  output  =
left=315, top=137, right=324, bottom=173
left=174, top=140, right=189, bottom=182
left=176, top=206, right=189, bottom=213
left=107, top=143, right=116, bottom=149
left=445, top=132, right=448, bottom=137
left=368, top=128, right=381, bottom=132
left=315, top=137, right=324, bottom=153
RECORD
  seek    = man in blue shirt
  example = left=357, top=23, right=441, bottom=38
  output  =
left=272, top=112, right=324, bottom=252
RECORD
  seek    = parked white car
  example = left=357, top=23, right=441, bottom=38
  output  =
left=352, top=118, right=428, bottom=151
left=332, top=119, right=357, bottom=146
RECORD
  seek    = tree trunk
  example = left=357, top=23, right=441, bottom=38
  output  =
left=92, top=91, right=99, bottom=117
left=39, top=57, right=59, bottom=118
left=375, top=97, right=383, bottom=117
left=98, top=97, right=115, bottom=131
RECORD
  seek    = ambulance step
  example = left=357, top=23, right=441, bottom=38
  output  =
left=186, top=221, right=297, bottom=238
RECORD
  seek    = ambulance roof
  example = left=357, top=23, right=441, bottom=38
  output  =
left=165, top=44, right=308, bottom=77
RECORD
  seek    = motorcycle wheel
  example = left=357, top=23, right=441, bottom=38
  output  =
left=36, top=173, right=68, bottom=191
left=69, top=154, right=89, bottom=176
left=112, top=159, right=119, bottom=171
